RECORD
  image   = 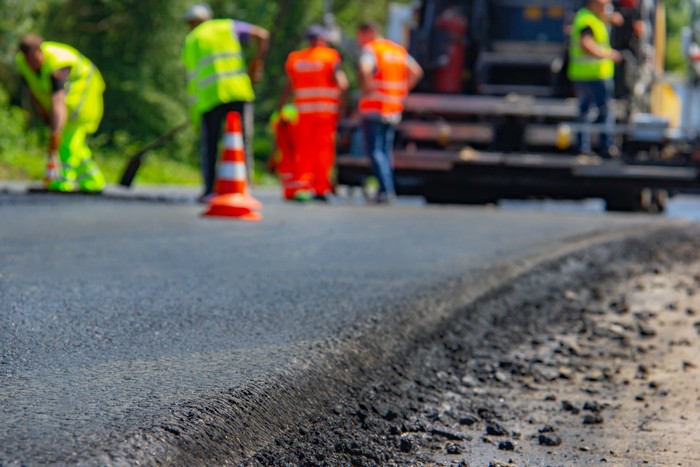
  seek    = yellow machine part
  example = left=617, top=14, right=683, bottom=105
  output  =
left=650, top=81, right=681, bottom=128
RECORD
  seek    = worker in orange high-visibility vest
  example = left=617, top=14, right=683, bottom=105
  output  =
left=279, top=25, right=349, bottom=202
left=357, top=22, right=423, bottom=204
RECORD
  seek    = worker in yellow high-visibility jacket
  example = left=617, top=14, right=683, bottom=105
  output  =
left=568, top=0, right=623, bottom=158
left=16, top=34, right=106, bottom=193
left=182, top=3, right=270, bottom=203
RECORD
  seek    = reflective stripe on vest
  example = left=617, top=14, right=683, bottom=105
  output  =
left=294, top=88, right=341, bottom=99
left=183, top=19, right=254, bottom=127
left=286, top=46, right=341, bottom=116
left=359, top=39, right=409, bottom=118
left=186, top=51, right=243, bottom=82
left=15, top=41, right=104, bottom=131
left=296, top=102, right=339, bottom=114
left=568, top=8, right=615, bottom=81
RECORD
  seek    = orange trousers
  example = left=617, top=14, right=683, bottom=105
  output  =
left=294, top=113, right=337, bottom=197
left=274, top=120, right=300, bottom=199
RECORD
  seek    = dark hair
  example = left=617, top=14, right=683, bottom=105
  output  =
left=19, top=34, right=43, bottom=54
left=358, top=21, right=379, bottom=33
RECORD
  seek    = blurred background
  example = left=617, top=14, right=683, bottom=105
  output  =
left=0, top=0, right=412, bottom=185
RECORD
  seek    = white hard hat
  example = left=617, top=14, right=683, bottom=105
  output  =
left=183, top=3, right=213, bottom=22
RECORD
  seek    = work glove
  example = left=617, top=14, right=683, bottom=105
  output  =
left=49, top=132, right=61, bottom=155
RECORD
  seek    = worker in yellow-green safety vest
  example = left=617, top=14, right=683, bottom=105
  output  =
left=16, top=35, right=106, bottom=193
left=182, top=3, right=270, bottom=203
left=568, top=0, right=624, bottom=158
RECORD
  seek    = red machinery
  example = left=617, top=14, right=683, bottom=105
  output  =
left=432, top=9, right=468, bottom=93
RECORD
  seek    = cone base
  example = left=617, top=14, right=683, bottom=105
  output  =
left=210, top=193, right=262, bottom=210
left=202, top=193, right=262, bottom=221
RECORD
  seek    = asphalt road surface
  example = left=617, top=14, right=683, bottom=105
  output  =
left=0, top=187, right=687, bottom=464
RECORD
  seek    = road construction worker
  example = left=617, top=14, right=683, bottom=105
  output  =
left=267, top=104, right=300, bottom=200
left=279, top=25, right=349, bottom=202
left=182, top=3, right=270, bottom=203
left=356, top=22, right=423, bottom=204
left=611, top=0, right=645, bottom=99
left=16, top=35, right=106, bottom=193
left=568, top=0, right=623, bottom=158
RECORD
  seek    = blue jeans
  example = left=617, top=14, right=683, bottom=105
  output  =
left=362, top=118, right=396, bottom=195
left=574, top=80, right=614, bottom=156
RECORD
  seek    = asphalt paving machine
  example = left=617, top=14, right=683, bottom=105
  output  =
left=336, top=0, right=700, bottom=212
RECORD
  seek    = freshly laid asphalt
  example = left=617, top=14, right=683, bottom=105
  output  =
left=0, top=185, right=688, bottom=464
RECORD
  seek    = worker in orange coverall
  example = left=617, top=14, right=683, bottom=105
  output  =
left=268, top=104, right=300, bottom=200
left=279, top=25, right=349, bottom=202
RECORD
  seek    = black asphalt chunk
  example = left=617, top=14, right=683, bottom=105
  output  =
left=539, top=433, right=563, bottom=446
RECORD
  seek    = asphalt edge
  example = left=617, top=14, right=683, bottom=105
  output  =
left=91, top=221, right=695, bottom=465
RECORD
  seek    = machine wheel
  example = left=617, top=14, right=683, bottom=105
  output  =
left=604, top=188, right=666, bottom=214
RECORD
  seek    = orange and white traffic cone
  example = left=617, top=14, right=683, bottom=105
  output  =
left=44, top=152, right=62, bottom=188
left=203, top=112, right=262, bottom=221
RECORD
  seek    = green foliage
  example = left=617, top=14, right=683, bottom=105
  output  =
left=0, top=85, right=29, bottom=153
left=0, top=0, right=410, bottom=179
left=666, top=0, right=689, bottom=72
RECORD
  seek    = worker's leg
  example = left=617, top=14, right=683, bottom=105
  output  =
left=574, top=82, right=594, bottom=154
left=291, top=114, right=315, bottom=200
left=592, top=79, right=614, bottom=157
left=362, top=118, right=395, bottom=197
left=382, top=123, right=397, bottom=198
left=276, top=122, right=298, bottom=200
left=200, top=106, right=225, bottom=198
left=242, top=102, right=255, bottom=183
left=71, top=124, right=106, bottom=193
left=311, top=116, right=338, bottom=198
left=49, top=123, right=105, bottom=192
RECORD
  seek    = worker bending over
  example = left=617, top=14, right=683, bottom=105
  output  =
left=356, top=22, right=423, bottom=204
left=268, top=104, right=300, bottom=200
left=16, top=35, right=106, bottom=193
left=182, top=3, right=270, bottom=202
left=568, top=0, right=623, bottom=158
left=280, top=25, right=349, bottom=202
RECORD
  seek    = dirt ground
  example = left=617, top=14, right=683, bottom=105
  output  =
left=244, top=231, right=700, bottom=466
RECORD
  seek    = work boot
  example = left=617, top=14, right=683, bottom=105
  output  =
left=79, top=177, right=106, bottom=194
left=77, top=160, right=106, bottom=193
left=293, top=190, right=313, bottom=203
left=197, top=193, right=216, bottom=204
left=373, top=192, right=396, bottom=205
left=47, top=179, right=77, bottom=193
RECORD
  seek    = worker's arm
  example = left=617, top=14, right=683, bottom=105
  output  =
left=357, top=45, right=379, bottom=94
left=633, top=19, right=644, bottom=38
left=406, top=56, right=424, bottom=92
left=609, top=12, right=624, bottom=27
left=581, top=33, right=622, bottom=63
left=278, top=79, right=292, bottom=109
left=26, top=88, right=50, bottom=124
left=48, top=67, right=70, bottom=153
left=334, top=67, right=349, bottom=117
left=248, top=25, right=270, bottom=83
left=357, top=65, right=373, bottom=94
